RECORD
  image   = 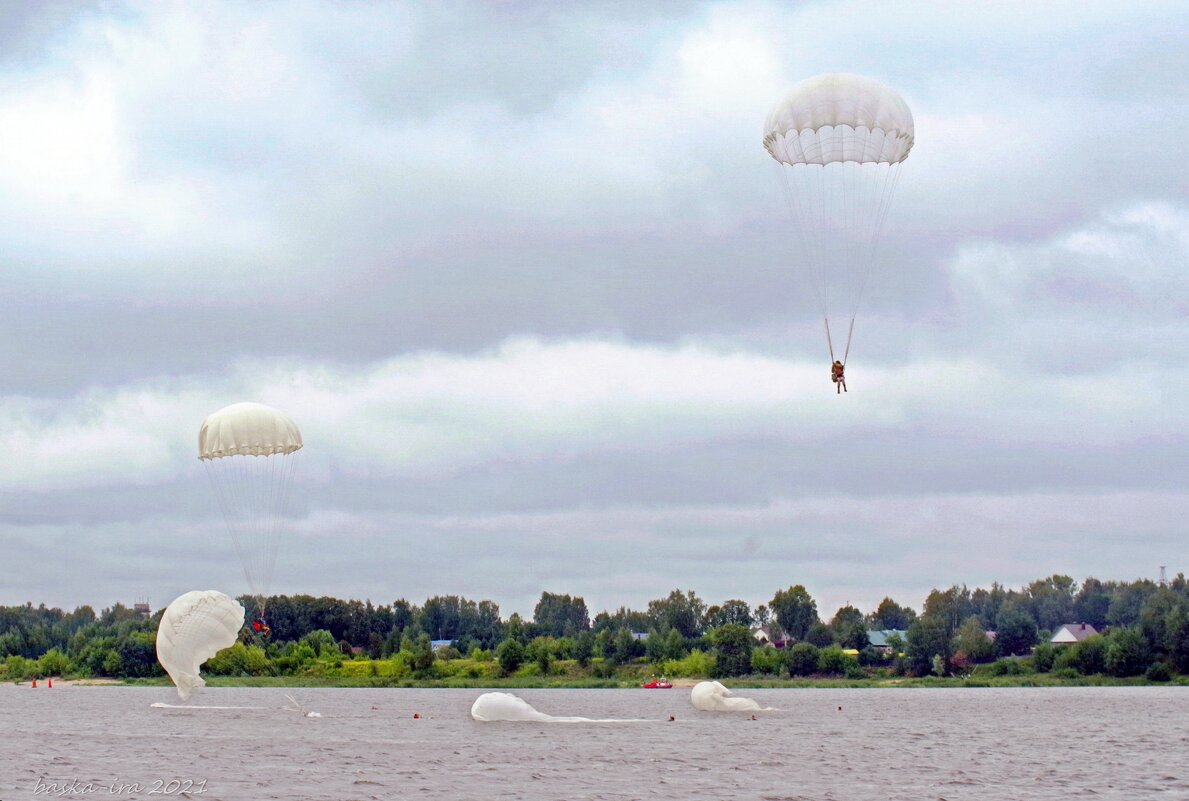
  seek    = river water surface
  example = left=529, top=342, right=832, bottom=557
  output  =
left=1, top=686, right=1186, bottom=800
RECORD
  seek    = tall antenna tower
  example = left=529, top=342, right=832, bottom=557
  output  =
left=1159, top=566, right=1168, bottom=588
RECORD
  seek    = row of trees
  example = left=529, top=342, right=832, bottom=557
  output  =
left=1, top=572, right=1185, bottom=681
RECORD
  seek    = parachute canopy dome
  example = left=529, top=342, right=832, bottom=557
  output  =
left=690, top=680, right=767, bottom=712
left=198, top=402, right=303, bottom=460
left=764, top=73, right=914, bottom=166
left=156, top=591, right=244, bottom=701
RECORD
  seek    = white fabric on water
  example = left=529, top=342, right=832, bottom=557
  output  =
left=470, top=692, right=645, bottom=723
left=689, top=681, right=770, bottom=712
left=764, top=73, right=914, bottom=166
left=155, top=590, right=244, bottom=701
left=151, top=698, right=265, bottom=703
left=198, top=402, right=303, bottom=460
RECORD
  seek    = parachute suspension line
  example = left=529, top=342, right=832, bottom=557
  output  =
left=848, top=161, right=903, bottom=321
left=204, top=458, right=255, bottom=602
left=842, top=315, right=856, bottom=366
left=774, top=163, right=826, bottom=319
left=263, top=451, right=299, bottom=616
left=204, top=451, right=299, bottom=620
left=824, top=318, right=835, bottom=363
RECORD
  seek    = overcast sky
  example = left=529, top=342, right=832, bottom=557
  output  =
left=1, top=0, right=1185, bottom=621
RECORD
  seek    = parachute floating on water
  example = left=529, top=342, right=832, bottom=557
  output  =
left=156, top=590, right=244, bottom=701
left=199, top=402, right=302, bottom=618
left=470, top=692, right=645, bottom=723
left=689, top=680, right=771, bottom=712
left=764, top=73, right=914, bottom=367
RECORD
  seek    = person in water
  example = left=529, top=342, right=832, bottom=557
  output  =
left=831, top=360, right=847, bottom=394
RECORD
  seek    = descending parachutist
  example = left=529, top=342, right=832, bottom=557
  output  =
left=831, top=360, right=847, bottom=394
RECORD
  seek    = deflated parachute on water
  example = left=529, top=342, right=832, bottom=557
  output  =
left=689, top=681, right=770, bottom=712
left=156, top=590, right=244, bottom=701
left=470, top=692, right=645, bottom=723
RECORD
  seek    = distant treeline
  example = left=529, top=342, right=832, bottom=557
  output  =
left=1, top=572, right=1186, bottom=683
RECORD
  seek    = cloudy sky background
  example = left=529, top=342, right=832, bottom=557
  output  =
left=1, top=0, right=1185, bottom=620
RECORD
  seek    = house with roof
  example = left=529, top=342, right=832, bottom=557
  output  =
left=866, top=629, right=908, bottom=655
left=1051, top=623, right=1099, bottom=645
left=751, top=626, right=792, bottom=649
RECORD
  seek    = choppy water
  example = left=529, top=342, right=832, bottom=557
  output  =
left=2, top=686, right=1186, bottom=800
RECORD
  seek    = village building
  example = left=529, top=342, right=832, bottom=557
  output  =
left=1051, top=623, right=1099, bottom=645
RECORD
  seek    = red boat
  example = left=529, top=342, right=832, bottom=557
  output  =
left=641, top=676, right=673, bottom=689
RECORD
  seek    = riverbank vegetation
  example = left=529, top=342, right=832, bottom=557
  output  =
left=3, top=572, right=1187, bottom=687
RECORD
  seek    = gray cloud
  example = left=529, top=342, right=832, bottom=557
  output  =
left=0, top=0, right=1185, bottom=616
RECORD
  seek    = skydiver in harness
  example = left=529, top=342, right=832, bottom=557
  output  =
left=251, top=615, right=271, bottom=638
left=831, top=360, right=847, bottom=394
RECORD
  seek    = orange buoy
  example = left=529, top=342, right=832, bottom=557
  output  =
left=47, top=678, right=53, bottom=688
left=412, top=713, right=421, bottom=719
left=31, top=679, right=37, bottom=688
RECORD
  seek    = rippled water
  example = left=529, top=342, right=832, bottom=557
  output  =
left=2, top=686, right=1186, bottom=800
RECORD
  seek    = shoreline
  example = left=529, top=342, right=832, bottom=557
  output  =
left=17, top=675, right=1185, bottom=690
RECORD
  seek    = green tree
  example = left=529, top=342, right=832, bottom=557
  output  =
left=610, top=628, right=640, bottom=665
left=1106, top=581, right=1157, bottom=628
left=663, top=628, right=686, bottom=661
left=866, top=597, right=917, bottom=630
left=1031, top=644, right=1056, bottom=673
left=816, top=646, right=858, bottom=676
left=770, top=585, right=818, bottom=641
left=784, top=643, right=819, bottom=676
left=1105, top=627, right=1151, bottom=677
left=574, top=631, right=594, bottom=668
left=533, top=593, right=590, bottom=637
left=905, top=617, right=952, bottom=676
left=953, top=615, right=995, bottom=663
left=750, top=646, right=782, bottom=675
left=1024, top=575, right=1077, bottom=632
left=705, top=599, right=753, bottom=629
left=496, top=638, right=526, bottom=675
left=710, top=624, right=753, bottom=678
left=529, top=637, right=554, bottom=675
left=994, top=604, right=1038, bottom=657
left=1074, top=635, right=1107, bottom=675
left=1167, top=611, right=1189, bottom=673
left=406, top=633, right=435, bottom=678
left=647, top=590, right=706, bottom=639
left=1073, top=578, right=1111, bottom=628
left=837, top=622, right=870, bottom=651
left=37, top=648, right=71, bottom=677
left=117, top=632, right=160, bottom=678
left=805, top=622, right=834, bottom=648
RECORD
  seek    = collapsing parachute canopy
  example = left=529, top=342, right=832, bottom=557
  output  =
left=156, top=590, right=244, bottom=701
left=689, top=680, right=769, bottom=712
left=199, top=403, right=302, bottom=611
left=763, top=73, right=914, bottom=367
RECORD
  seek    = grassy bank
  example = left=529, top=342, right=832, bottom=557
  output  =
left=105, top=671, right=1189, bottom=690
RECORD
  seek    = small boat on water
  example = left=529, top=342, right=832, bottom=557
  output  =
left=641, top=676, right=673, bottom=689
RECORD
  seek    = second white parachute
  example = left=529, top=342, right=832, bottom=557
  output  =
left=156, top=590, right=244, bottom=701
left=764, top=73, right=914, bottom=364
left=198, top=402, right=303, bottom=615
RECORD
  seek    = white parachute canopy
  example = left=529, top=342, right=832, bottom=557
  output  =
left=470, top=692, right=645, bottom=723
left=156, top=591, right=244, bottom=701
left=689, top=680, right=771, bottom=712
left=198, top=402, right=302, bottom=609
left=764, top=73, right=914, bottom=364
